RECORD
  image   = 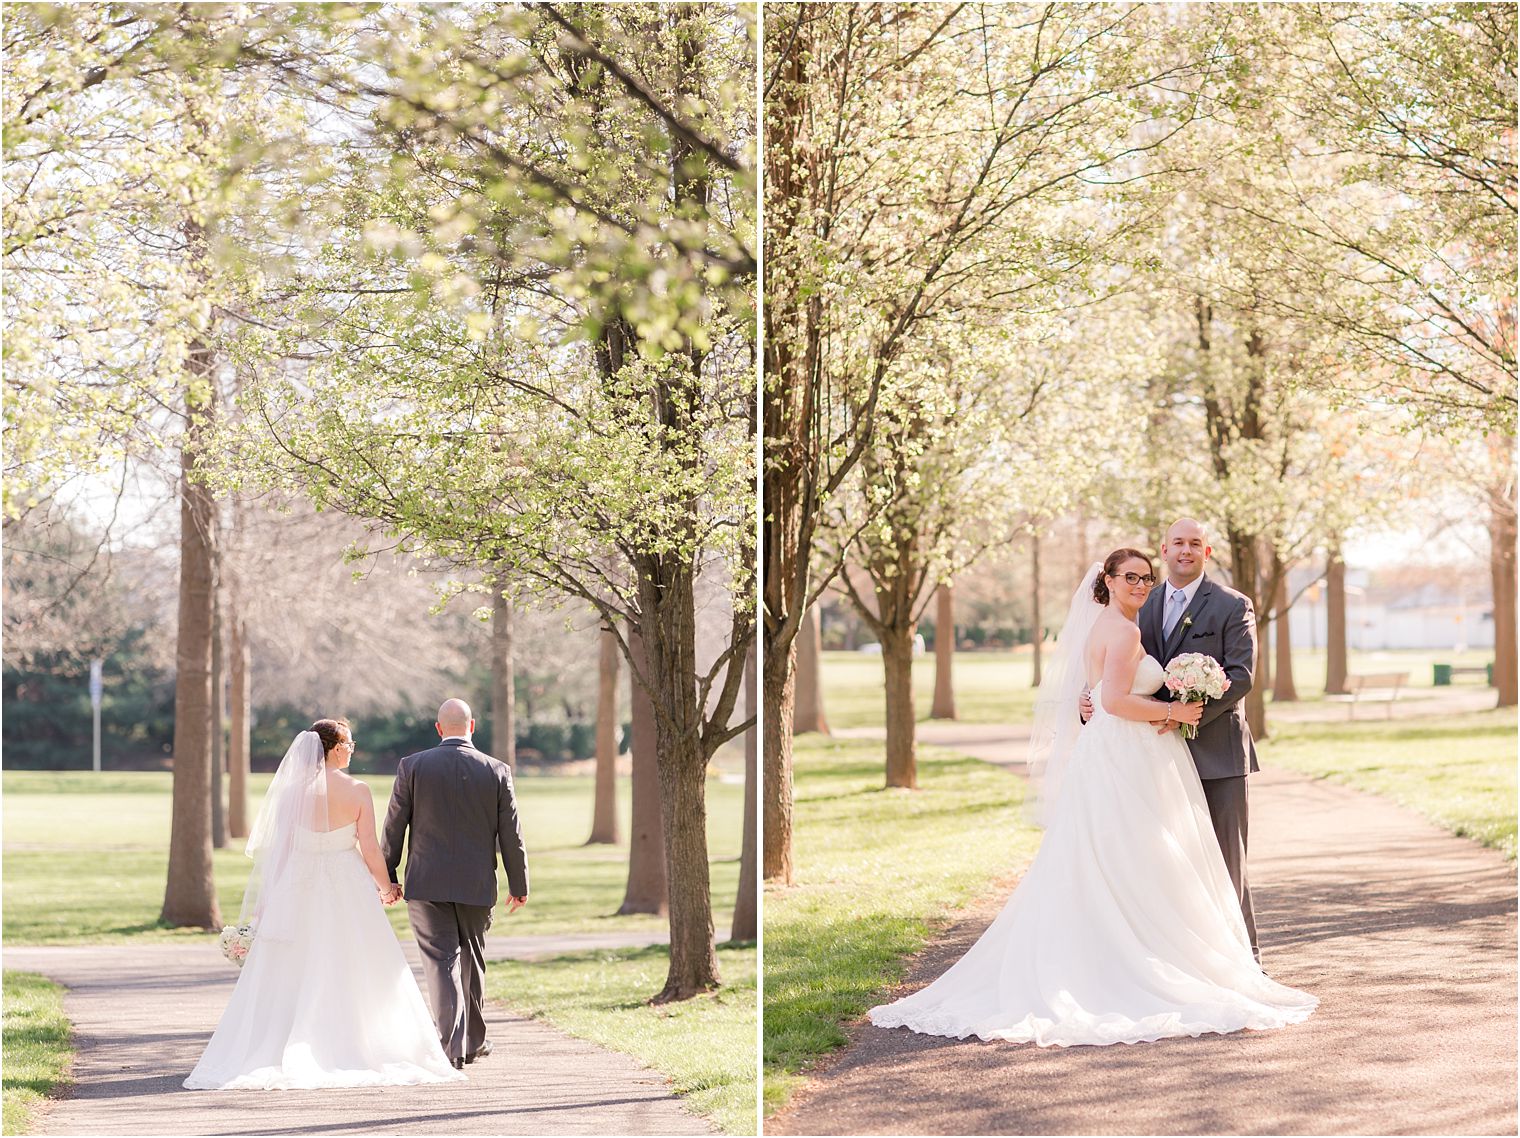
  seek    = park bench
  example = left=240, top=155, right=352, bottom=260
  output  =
left=1343, top=672, right=1408, bottom=719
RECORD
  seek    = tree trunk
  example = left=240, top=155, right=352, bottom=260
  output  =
left=228, top=612, right=251, bottom=840
left=762, top=634, right=797, bottom=884
left=162, top=321, right=221, bottom=930
left=653, top=722, right=717, bottom=1002
left=730, top=644, right=757, bottom=942
left=1490, top=456, right=1517, bottom=707
left=619, top=630, right=667, bottom=915
left=793, top=604, right=829, bottom=734
left=1228, top=529, right=1267, bottom=741
left=637, top=556, right=718, bottom=1003
left=1200, top=299, right=1270, bottom=741
left=1272, top=555, right=1298, bottom=702
left=491, top=585, right=515, bottom=768
left=210, top=573, right=227, bottom=849
left=1259, top=609, right=1273, bottom=694
left=880, top=623, right=918, bottom=789
left=930, top=583, right=956, bottom=719
left=588, top=625, right=621, bottom=845
left=761, top=6, right=832, bottom=889
left=1030, top=534, right=1042, bottom=687
left=1325, top=546, right=1348, bottom=695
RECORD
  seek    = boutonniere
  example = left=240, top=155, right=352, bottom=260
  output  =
left=1180, top=615, right=1193, bottom=633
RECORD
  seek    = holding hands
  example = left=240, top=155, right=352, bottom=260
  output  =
left=378, top=882, right=402, bottom=905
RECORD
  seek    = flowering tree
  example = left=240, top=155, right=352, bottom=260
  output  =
left=210, top=3, right=755, bottom=1002
left=1139, top=3, right=1516, bottom=717
left=3, top=3, right=296, bottom=928
left=1253, top=3, right=1515, bottom=434
left=763, top=2, right=1230, bottom=844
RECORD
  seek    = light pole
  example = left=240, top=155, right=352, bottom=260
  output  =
left=89, top=659, right=103, bottom=772
left=1305, top=582, right=1322, bottom=652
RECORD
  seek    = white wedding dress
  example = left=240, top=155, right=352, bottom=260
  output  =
left=869, top=655, right=1317, bottom=1046
left=185, top=819, right=464, bottom=1089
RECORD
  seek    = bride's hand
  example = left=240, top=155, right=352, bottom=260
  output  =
left=1171, top=700, right=1204, bottom=727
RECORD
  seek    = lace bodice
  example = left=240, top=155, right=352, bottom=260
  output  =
left=1092, top=654, right=1166, bottom=698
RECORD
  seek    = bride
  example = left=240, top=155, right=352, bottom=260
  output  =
left=869, top=550, right=1317, bottom=1047
left=185, top=719, right=465, bottom=1088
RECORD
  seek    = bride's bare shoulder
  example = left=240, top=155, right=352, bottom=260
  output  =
left=327, top=770, right=372, bottom=800
left=1091, top=614, right=1141, bottom=647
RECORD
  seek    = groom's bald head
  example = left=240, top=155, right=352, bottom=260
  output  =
left=1165, top=517, right=1210, bottom=546
left=436, top=698, right=473, bottom=737
left=1162, top=518, right=1211, bottom=586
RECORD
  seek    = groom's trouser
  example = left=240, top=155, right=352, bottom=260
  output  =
left=407, top=899, right=492, bottom=1062
left=1200, top=775, right=1259, bottom=961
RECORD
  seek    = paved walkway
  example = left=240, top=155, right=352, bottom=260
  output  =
left=774, top=713, right=1517, bottom=1135
left=7, top=931, right=711, bottom=1136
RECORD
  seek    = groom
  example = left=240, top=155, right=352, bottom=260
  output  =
left=1082, top=517, right=1261, bottom=960
left=382, top=698, right=529, bottom=1069
left=1143, top=518, right=1260, bottom=960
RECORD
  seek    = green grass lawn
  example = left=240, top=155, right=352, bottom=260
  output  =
left=761, top=735, right=1040, bottom=1118
left=1258, top=709, right=1518, bottom=858
left=2, top=770, right=743, bottom=945
left=2, top=971, right=71, bottom=1136
left=821, top=650, right=1039, bottom=728
left=486, top=943, right=756, bottom=1134
left=821, top=646, right=1499, bottom=727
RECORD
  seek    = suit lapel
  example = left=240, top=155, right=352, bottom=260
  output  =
left=1141, top=587, right=1164, bottom=657
left=1164, top=576, right=1215, bottom=659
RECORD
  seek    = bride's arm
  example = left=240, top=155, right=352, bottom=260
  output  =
left=354, top=786, right=394, bottom=891
left=1098, top=626, right=1202, bottom=727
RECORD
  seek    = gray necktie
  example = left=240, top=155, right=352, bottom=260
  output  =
left=1163, top=589, right=1187, bottom=640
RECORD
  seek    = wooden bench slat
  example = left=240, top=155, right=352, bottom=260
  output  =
left=1343, top=672, right=1408, bottom=719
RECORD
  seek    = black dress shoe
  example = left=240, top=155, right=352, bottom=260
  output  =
left=451, top=1057, right=465, bottom=1070
left=465, top=1040, right=493, bottom=1063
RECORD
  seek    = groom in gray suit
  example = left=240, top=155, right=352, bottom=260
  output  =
left=1141, top=518, right=1260, bottom=961
left=382, top=698, right=529, bottom=1068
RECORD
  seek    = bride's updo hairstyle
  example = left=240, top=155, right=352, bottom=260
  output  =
left=310, top=718, right=352, bottom=759
left=1094, top=548, right=1155, bottom=606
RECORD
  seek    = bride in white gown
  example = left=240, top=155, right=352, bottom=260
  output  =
left=870, top=551, right=1316, bottom=1047
left=185, top=719, right=465, bottom=1089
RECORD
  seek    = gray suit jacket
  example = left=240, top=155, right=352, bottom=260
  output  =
left=1140, top=574, right=1259, bottom=781
left=381, top=738, right=529, bottom=906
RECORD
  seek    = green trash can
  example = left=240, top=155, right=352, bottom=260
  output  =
left=1433, top=663, right=1453, bottom=686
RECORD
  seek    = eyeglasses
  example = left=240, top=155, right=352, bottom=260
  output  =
left=1114, top=572, right=1156, bottom=587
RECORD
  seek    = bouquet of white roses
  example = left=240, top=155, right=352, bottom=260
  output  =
left=219, top=924, right=254, bottom=968
left=1163, top=653, right=1230, bottom=740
